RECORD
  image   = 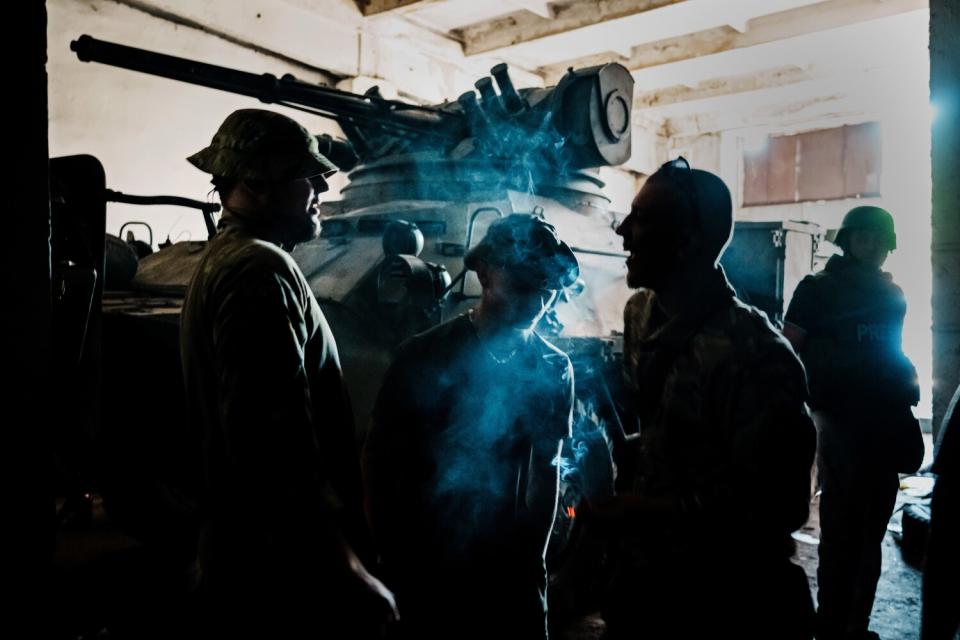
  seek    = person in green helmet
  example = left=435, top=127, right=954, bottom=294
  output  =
left=783, top=205, right=923, bottom=640
left=180, top=109, right=397, bottom=636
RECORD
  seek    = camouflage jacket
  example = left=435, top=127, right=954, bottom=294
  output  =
left=622, top=267, right=815, bottom=562
left=181, top=216, right=361, bottom=569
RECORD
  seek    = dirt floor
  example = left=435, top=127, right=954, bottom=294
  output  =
left=795, top=491, right=925, bottom=640
left=559, top=434, right=935, bottom=640
left=55, top=439, right=934, bottom=639
left=790, top=434, right=934, bottom=640
left=557, top=502, right=925, bottom=640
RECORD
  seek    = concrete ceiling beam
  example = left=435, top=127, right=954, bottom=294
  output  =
left=539, top=0, right=927, bottom=84
left=455, top=0, right=685, bottom=57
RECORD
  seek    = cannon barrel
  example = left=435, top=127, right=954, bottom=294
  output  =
left=71, top=34, right=635, bottom=170
left=70, top=34, right=464, bottom=142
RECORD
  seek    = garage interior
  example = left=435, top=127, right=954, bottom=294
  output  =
left=9, top=0, right=958, bottom=638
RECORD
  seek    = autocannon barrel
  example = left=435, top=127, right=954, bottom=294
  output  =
left=71, top=35, right=634, bottom=170
left=70, top=34, right=465, bottom=142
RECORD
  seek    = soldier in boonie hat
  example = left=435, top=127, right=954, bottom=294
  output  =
left=180, top=109, right=399, bottom=633
left=188, top=108, right=338, bottom=248
left=188, top=108, right=337, bottom=182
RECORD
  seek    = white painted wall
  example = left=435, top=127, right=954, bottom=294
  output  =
left=49, top=0, right=348, bottom=246
left=48, top=0, right=546, bottom=246
left=52, top=1, right=931, bottom=415
left=598, top=166, right=640, bottom=215
left=665, top=67, right=935, bottom=417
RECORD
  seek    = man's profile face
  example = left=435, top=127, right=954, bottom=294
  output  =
left=481, top=266, right=557, bottom=331
left=616, top=178, right=686, bottom=290
left=268, top=176, right=326, bottom=245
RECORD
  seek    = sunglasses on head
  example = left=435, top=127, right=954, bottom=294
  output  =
left=655, top=156, right=699, bottom=220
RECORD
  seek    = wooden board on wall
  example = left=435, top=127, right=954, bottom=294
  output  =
left=797, top=127, right=845, bottom=202
left=743, top=122, right=882, bottom=207
left=768, top=135, right=799, bottom=204
left=843, top=121, right=882, bottom=198
left=743, top=146, right=769, bottom=206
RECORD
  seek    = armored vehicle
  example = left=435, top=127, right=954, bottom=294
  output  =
left=58, top=35, right=637, bottom=626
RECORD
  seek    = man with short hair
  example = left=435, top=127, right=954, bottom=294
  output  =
left=363, top=214, right=579, bottom=640
left=180, top=108, right=396, bottom=635
left=593, top=158, right=816, bottom=639
left=783, top=206, right=922, bottom=640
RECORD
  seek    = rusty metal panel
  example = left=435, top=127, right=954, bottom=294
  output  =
left=743, top=145, right=769, bottom=206
left=798, top=127, right=845, bottom=201
left=743, top=124, right=882, bottom=206
left=843, top=122, right=882, bottom=198
left=768, top=135, right=799, bottom=204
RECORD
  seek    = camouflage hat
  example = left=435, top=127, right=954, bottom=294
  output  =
left=829, top=205, right=896, bottom=251
left=187, top=109, right=338, bottom=182
left=465, top=213, right=580, bottom=290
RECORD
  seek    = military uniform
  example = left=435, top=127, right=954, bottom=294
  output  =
left=785, top=252, right=920, bottom=639
left=364, top=313, right=574, bottom=640
left=606, top=266, right=816, bottom=639
left=179, top=109, right=368, bottom=635
left=180, top=217, right=365, bottom=630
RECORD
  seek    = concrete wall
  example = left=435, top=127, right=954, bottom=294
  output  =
left=660, top=64, right=934, bottom=417
left=930, top=0, right=960, bottom=436
left=49, top=0, right=348, bottom=246
left=12, top=5, right=52, bottom=612
left=48, top=0, right=640, bottom=246
left=53, top=2, right=942, bottom=420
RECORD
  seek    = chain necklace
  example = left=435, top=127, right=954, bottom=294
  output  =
left=467, top=309, right=520, bottom=365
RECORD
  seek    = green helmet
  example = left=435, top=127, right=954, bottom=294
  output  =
left=833, top=205, right=897, bottom=251
left=187, top=109, right=337, bottom=182
left=464, top=214, right=580, bottom=290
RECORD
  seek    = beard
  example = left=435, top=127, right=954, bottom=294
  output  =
left=274, top=209, right=320, bottom=247
left=625, top=246, right=682, bottom=291
left=288, top=214, right=320, bottom=245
